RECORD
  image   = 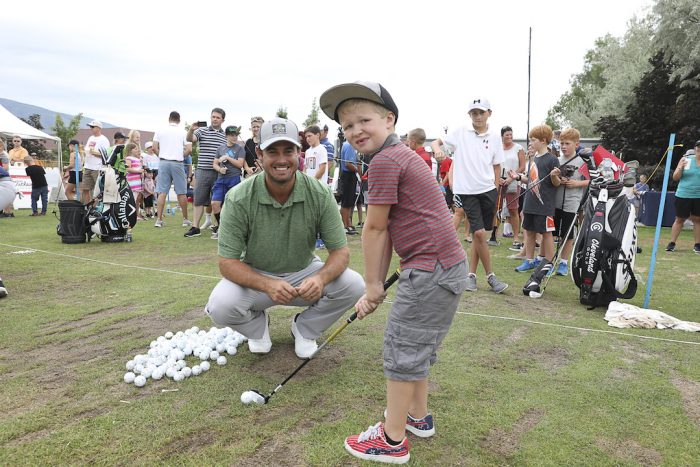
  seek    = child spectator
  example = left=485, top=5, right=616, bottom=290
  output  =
left=509, top=124, right=561, bottom=272
left=552, top=128, right=588, bottom=275
left=406, top=128, right=431, bottom=170
left=321, top=81, right=467, bottom=464
left=211, top=126, right=245, bottom=239
left=124, top=143, right=145, bottom=221
left=24, top=155, right=49, bottom=216
left=142, top=170, right=156, bottom=218
left=431, top=97, right=507, bottom=293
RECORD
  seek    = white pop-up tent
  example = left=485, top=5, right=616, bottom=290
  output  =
left=0, top=103, right=64, bottom=209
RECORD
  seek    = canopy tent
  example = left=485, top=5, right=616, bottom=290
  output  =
left=1, top=103, right=64, bottom=208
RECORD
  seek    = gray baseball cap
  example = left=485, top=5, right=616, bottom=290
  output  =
left=320, top=81, right=399, bottom=124
left=259, top=118, right=301, bottom=150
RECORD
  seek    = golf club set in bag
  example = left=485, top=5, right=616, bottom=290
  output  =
left=57, top=144, right=137, bottom=244
left=521, top=147, right=639, bottom=309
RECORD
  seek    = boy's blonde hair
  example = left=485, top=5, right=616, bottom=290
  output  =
left=23, top=155, right=33, bottom=164
left=408, top=128, right=426, bottom=145
left=337, top=99, right=393, bottom=125
left=529, top=124, right=554, bottom=144
left=559, top=128, right=580, bottom=143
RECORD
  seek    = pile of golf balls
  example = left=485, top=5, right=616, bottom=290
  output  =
left=123, top=326, right=246, bottom=387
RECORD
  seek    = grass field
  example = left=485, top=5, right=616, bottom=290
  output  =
left=1, top=207, right=698, bottom=466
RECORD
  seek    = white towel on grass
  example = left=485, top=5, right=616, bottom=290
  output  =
left=605, top=301, right=700, bottom=332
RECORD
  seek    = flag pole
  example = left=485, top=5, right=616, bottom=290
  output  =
left=526, top=27, right=532, bottom=140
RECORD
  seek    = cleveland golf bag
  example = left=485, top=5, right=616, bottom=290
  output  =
left=571, top=177, right=638, bottom=309
left=86, top=144, right=137, bottom=242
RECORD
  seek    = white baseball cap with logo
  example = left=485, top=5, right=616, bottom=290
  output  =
left=87, top=119, right=103, bottom=128
left=468, top=98, right=491, bottom=112
left=259, top=118, right=301, bottom=150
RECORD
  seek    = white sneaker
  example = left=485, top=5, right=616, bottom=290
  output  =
left=291, top=314, right=318, bottom=359
left=200, top=219, right=212, bottom=230
left=182, top=219, right=193, bottom=227
left=154, top=219, right=164, bottom=228
left=248, top=311, right=271, bottom=354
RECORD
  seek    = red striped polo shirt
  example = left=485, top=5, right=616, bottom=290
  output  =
left=367, top=142, right=465, bottom=271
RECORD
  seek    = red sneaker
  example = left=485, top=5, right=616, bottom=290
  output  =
left=344, top=422, right=409, bottom=464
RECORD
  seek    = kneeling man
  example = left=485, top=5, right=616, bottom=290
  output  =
left=206, top=118, right=364, bottom=358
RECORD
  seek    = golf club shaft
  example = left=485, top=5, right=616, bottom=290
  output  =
left=264, top=268, right=401, bottom=401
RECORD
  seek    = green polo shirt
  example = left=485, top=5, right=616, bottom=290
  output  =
left=218, top=172, right=346, bottom=273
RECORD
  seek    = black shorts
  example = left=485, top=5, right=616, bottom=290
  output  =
left=444, top=185, right=454, bottom=208
left=67, top=171, right=83, bottom=184
left=522, top=213, right=555, bottom=233
left=143, top=194, right=154, bottom=207
left=675, top=196, right=700, bottom=218
left=553, top=208, right=577, bottom=240
left=340, top=171, right=358, bottom=208
left=454, top=189, right=497, bottom=233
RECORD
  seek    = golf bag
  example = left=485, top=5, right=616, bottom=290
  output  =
left=86, top=145, right=137, bottom=242
left=571, top=180, right=637, bottom=308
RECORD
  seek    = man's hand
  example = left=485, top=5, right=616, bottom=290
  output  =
left=265, top=279, right=299, bottom=304
left=296, top=275, right=324, bottom=302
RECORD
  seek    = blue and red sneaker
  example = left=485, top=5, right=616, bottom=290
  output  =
left=344, top=422, right=410, bottom=464
left=384, top=409, right=435, bottom=438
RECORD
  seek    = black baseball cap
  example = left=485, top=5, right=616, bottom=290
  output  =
left=69, top=139, right=79, bottom=145
left=114, top=132, right=127, bottom=140
left=320, top=81, right=399, bottom=124
left=225, top=125, right=241, bottom=135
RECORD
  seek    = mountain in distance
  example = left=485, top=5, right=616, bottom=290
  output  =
left=0, top=98, right=116, bottom=134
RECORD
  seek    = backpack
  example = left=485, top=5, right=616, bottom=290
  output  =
left=571, top=181, right=638, bottom=309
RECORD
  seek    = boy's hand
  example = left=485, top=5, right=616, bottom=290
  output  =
left=550, top=167, right=561, bottom=177
left=355, top=283, right=387, bottom=319
left=296, top=276, right=323, bottom=302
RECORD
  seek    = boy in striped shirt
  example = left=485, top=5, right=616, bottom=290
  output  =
left=321, top=82, right=467, bottom=464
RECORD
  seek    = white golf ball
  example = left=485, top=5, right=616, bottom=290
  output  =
left=126, top=360, right=136, bottom=371
left=240, top=391, right=263, bottom=405
left=152, top=369, right=164, bottom=380
left=191, top=365, right=202, bottom=376
left=134, top=355, right=147, bottom=364
left=200, top=361, right=210, bottom=372
left=166, top=367, right=176, bottom=378
left=134, top=364, right=145, bottom=374
left=165, top=331, right=174, bottom=339
left=216, top=343, right=225, bottom=353
left=192, top=326, right=200, bottom=333
left=182, top=367, right=192, bottom=378
left=199, top=350, right=210, bottom=361
left=124, top=372, right=136, bottom=384
left=173, top=371, right=184, bottom=382
left=142, top=366, right=154, bottom=379
left=226, top=346, right=237, bottom=356
left=216, top=356, right=227, bottom=366
left=134, top=375, right=147, bottom=387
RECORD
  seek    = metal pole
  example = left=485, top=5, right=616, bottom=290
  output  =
left=526, top=27, right=532, bottom=140
left=643, top=133, right=676, bottom=309
left=75, top=144, right=81, bottom=202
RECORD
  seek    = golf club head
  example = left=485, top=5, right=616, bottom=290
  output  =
left=529, top=290, right=543, bottom=298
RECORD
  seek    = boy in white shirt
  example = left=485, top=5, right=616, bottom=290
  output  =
left=303, top=125, right=328, bottom=184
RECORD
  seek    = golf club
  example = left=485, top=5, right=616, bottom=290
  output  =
left=242, top=268, right=402, bottom=406
left=528, top=212, right=579, bottom=299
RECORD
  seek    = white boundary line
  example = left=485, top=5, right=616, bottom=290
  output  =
left=0, top=242, right=221, bottom=280
left=3, top=242, right=698, bottom=346
left=457, top=311, right=700, bottom=345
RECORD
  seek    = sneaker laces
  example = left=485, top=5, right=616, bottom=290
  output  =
left=357, top=422, right=383, bottom=443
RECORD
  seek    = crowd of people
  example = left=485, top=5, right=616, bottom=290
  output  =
left=1, top=83, right=699, bottom=463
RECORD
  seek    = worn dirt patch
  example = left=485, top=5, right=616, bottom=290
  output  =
left=596, top=438, right=662, bottom=466
left=610, top=367, right=633, bottom=381
left=236, top=436, right=304, bottom=466
left=162, top=430, right=218, bottom=459
left=481, top=407, right=545, bottom=458
left=524, top=346, right=572, bottom=372
left=4, top=427, right=55, bottom=447
left=243, top=343, right=344, bottom=381
left=670, top=375, right=700, bottom=429
left=40, top=305, right=139, bottom=338
left=506, top=326, right=528, bottom=344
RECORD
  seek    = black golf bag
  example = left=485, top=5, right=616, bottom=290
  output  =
left=571, top=180, right=637, bottom=308
left=86, top=145, right=137, bottom=242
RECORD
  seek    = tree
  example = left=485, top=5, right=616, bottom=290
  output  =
left=653, top=0, right=700, bottom=91
left=303, top=98, right=320, bottom=128
left=276, top=106, right=288, bottom=119
left=19, top=114, right=48, bottom=161
left=52, top=113, right=83, bottom=163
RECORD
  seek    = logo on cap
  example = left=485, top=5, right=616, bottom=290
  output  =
left=272, top=123, right=287, bottom=135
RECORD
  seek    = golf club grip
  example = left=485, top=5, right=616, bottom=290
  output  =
left=347, top=268, right=401, bottom=323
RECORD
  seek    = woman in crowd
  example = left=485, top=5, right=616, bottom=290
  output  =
left=124, top=143, right=145, bottom=221
left=666, top=141, right=700, bottom=254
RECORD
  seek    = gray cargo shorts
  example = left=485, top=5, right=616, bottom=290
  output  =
left=383, top=260, right=467, bottom=381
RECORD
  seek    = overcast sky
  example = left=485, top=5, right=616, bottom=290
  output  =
left=2, top=0, right=651, bottom=141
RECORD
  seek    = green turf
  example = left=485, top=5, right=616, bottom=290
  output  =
left=0, top=208, right=698, bottom=465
